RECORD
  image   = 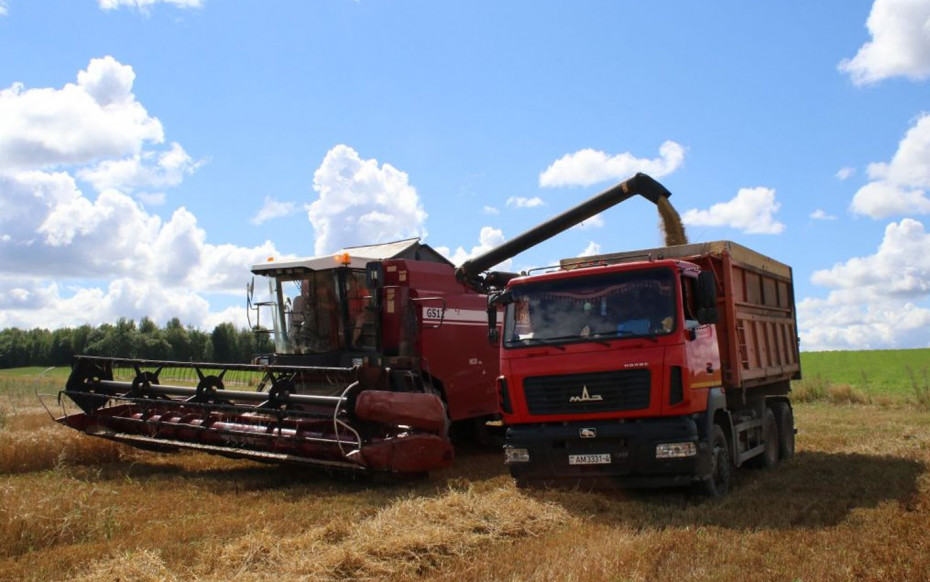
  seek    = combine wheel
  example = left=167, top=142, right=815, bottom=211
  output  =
left=701, top=425, right=731, bottom=497
left=771, top=401, right=795, bottom=460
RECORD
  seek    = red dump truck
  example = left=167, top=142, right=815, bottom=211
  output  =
left=456, top=174, right=800, bottom=495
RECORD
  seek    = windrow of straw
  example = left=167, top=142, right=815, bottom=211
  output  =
left=69, top=486, right=573, bottom=582
left=1, top=412, right=129, bottom=474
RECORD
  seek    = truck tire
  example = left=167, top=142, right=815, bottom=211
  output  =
left=701, top=425, right=731, bottom=497
left=772, top=401, right=795, bottom=460
left=752, top=407, right=779, bottom=469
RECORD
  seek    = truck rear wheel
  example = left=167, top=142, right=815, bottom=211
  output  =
left=701, top=425, right=731, bottom=497
left=772, top=401, right=795, bottom=460
left=752, top=407, right=779, bottom=469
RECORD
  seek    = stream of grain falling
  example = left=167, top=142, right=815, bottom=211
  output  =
left=657, top=196, right=688, bottom=246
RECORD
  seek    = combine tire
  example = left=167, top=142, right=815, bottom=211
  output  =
left=772, top=401, right=795, bottom=460
left=701, top=425, right=731, bottom=497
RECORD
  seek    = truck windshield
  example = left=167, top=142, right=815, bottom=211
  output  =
left=503, top=268, right=677, bottom=347
left=282, top=269, right=376, bottom=354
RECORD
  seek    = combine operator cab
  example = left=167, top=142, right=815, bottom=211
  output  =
left=248, top=253, right=382, bottom=368
left=54, top=240, right=496, bottom=476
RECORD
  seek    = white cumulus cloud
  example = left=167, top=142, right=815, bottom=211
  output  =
left=851, top=113, right=930, bottom=218
left=839, top=0, right=930, bottom=85
left=251, top=197, right=300, bottom=225
left=77, top=142, right=205, bottom=193
left=99, top=0, right=204, bottom=11
left=307, top=145, right=428, bottom=255
left=539, top=141, right=685, bottom=188
left=835, top=167, right=856, bottom=181
left=800, top=218, right=930, bottom=350
left=436, top=226, right=512, bottom=271
left=811, top=219, right=930, bottom=297
left=0, top=57, right=283, bottom=330
left=681, top=187, right=785, bottom=234
left=0, top=171, right=278, bottom=294
left=810, top=209, right=837, bottom=221
left=506, top=196, right=545, bottom=209
left=578, top=242, right=601, bottom=257
left=575, top=213, right=605, bottom=230
left=0, top=56, right=163, bottom=171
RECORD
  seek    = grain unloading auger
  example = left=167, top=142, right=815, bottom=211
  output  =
left=454, top=172, right=673, bottom=290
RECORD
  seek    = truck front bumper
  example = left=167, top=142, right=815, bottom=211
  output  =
left=505, top=416, right=713, bottom=488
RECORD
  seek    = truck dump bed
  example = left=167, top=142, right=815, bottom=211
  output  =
left=562, top=240, right=800, bottom=391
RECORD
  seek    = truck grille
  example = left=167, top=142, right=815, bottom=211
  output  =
left=522, top=369, right=651, bottom=415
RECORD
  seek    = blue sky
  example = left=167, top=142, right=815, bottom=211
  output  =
left=1, top=0, right=929, bottom=351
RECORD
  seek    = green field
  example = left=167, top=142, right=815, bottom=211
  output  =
left=0, top=366, right=69, bottom=380
left=0, top=364, right=264, bottom=401
left=799, top=348, right=930, bottom=399
left=0, top=367, right=66, bottom=400
left=4, top=348, right=929, bottom=401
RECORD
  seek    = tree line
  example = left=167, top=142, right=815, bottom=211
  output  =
left=0, top=317, right=274, bottom=369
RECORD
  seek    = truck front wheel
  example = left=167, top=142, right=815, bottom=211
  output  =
left=701, top=425, right=731, bottom=497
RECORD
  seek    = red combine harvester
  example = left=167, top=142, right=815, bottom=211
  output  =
left=56, top=239, right=501, bottom=475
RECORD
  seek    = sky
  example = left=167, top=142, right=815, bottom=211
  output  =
left=1, top=0, right=929, bottom=352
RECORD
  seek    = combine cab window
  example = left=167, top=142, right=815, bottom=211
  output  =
left=286, top=272, right=340, bottom=354
left=503, top=268, right=677, bottom=348
left=345, top=270, right=377, bottom=350
left=281, top=269, right=377, bottom=355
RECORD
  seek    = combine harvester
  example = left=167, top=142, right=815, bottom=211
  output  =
left=55, top=176, right=674, bottom=477
left=55, top=240, right=501, bottom=475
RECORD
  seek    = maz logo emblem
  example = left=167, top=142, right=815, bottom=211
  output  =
left=580, top=427, right=597, bottom=438
left=569, top=385, right=603, bottom=403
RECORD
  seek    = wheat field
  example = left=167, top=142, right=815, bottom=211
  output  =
left=2, top=374, right=930, bottom=581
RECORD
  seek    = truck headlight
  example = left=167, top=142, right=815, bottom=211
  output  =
left=655, top=442, right=696, bottom=459
left=504, top=447, right=530, bottom=464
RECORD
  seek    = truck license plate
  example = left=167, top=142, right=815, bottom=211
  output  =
left=568, top=453, right=611, bottom=465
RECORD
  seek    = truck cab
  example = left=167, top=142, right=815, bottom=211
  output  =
left=497, top=259, right=722, bottom=487
left=496, top=241, right=799, bottom=493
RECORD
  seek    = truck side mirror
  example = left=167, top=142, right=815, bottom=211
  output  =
left=487, top=305, right=500, bottom=345
left=696, top=271, right=719, bottom=325
left=486, top=290, right=512, bottom=346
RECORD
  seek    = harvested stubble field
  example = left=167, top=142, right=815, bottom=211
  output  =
left=2, top=367, right=930, bottom=581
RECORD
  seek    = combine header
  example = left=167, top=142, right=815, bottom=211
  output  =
left=56, top=240, right=500, bottom=476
